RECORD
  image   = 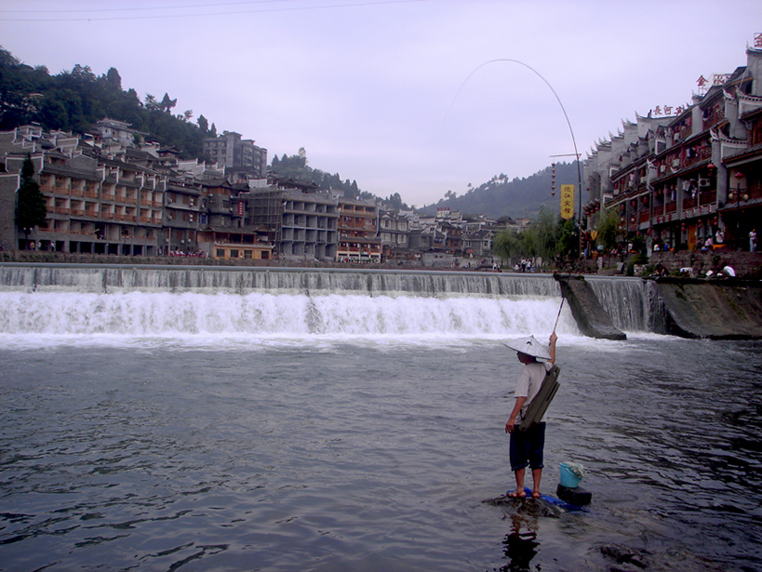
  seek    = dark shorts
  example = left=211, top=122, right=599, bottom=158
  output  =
left=509, top=422, right=546, bottom=471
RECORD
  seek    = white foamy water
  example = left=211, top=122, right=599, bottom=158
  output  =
left=0, top=291, right=581, bottom=349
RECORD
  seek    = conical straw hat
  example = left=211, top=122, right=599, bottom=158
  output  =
left=503, top=335, right=552, bottom=360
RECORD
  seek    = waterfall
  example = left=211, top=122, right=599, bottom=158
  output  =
left=0, top=264, right=660, bottom=341
left=0, top=264, right=574, bottom=342
left=587, top=276, right=652, bottom=332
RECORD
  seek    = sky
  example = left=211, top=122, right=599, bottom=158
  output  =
left=1, top=0, right=760, bottom=207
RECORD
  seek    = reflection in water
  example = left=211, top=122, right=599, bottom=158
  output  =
left=499, top=513, right=540, bottom=572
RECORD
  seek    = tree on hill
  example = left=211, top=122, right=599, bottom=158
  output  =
left=15, top=156, right=47, bottom=249
left=0, top=47, right=384, bottom=204
left=0, top=47, right=212, bottom=160
left=269, top=150, right=372, bottom=200
left=421, top=162, right=580, bottom=220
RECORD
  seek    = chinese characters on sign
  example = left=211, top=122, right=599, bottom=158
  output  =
left=696, top=75, right=709, bottom=96
left=755, top=32, right=762, bottom=49
left=652, top=104, right=685, bottom=117
left=560, top=184, right=575, bottom=220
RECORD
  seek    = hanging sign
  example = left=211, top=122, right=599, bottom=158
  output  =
left=560, top=184, right=575, bottom=220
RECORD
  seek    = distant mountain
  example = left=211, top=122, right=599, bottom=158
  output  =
left=420, top=161, right=580, bottom=220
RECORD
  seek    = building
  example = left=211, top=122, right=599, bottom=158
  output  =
left=93, top=118, right=147, bottom=147
left=337, top=197, right=381, bottom=263
left=278, top=189, right=339, bottom=262
left=162, top=173, right=202, bottom=254
left=0, top=126, right=164, bottom=255
left=203, top=131, right=267, bottom=178
left=378, top=208, right=410, bottom=260
left=584, top=45, right=762, bottom=254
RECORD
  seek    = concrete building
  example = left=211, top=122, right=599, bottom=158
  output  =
left=203, top=131, right=267, bottom=178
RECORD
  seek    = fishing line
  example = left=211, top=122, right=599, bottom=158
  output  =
left=444, top=58, right=583, bottom=223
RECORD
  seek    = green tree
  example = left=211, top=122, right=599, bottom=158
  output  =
left=533, top=206, right=560, bottom=261
left=595, top=209, right=621, bottom=252
left=106, top=67, right=122, bottom=90
left=15, top=156, right=47, bottom=249
left=493, top=227, right=522, bottom=261
left=197, top=114, right=209, bottom=133
left=557, top=218, right=579, bottom=259
left=160, top=93, right=177, bottom=113
left=493, top=207, right=575, bottom=267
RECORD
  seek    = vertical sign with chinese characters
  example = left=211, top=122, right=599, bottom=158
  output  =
left=560, top=184, right=575, bottom=220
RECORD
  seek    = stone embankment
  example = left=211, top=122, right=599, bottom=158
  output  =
left=649, top=277, right=762, bottom=339
left=557, top=274, right=762, bottom=339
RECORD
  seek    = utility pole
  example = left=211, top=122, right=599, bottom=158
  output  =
left=550, top=153, right=583, bottom=256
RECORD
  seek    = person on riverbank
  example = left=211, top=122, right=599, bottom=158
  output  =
left=504, top=333, right=558, bottom=499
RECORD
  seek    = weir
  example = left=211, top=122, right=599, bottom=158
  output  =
left=0, top=264, right=658, bottom=336
left=0, top=263, right=566, bottom=298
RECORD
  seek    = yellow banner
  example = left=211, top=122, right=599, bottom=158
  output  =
left=560, top=184, right=575, bottom=220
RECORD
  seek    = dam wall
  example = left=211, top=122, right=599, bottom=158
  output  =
left=1, top=264, right=760, bottom=339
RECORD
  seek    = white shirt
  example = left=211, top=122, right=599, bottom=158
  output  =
left=515, top=361, right=552, bottom=422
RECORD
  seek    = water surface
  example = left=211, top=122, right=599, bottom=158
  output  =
left=2, top=330, right=760, bottom=571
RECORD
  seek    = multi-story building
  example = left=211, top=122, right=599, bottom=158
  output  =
left=93, top=118, right=147, bottom=147
left=378, top=208, right=410, bottom=260
left=1, top=122, right=506, bottom=265
left=163, top=174, right=202, bottom=254
left=584, top=46, right=762, bottom=253
left=203, top=131, right=267, bottom=178
left=0, top=127, right=164, bottom=255
left=278, top=190, right=339, bottom=262
left=337, top=197, right=381, bottom=262
left=196, top=178, right=274, bottom=261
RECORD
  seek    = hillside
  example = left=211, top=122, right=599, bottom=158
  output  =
left=1, top=46, right=575, bottom=219
left=420, top=161, right=580, bottom=219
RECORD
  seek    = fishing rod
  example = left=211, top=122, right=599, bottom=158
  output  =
left=552, top=294, right=565, bottom=334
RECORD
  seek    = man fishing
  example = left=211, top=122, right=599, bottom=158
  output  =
left=504, top=332, right=558, bottom=499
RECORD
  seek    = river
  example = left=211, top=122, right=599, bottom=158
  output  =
left=0, top=267, right=760, bottom=571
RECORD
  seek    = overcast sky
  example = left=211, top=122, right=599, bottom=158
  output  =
left=1, top=0, right=760, bottom=207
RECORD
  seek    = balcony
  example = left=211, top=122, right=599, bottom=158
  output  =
left=698, top=190, right=716, bottom=205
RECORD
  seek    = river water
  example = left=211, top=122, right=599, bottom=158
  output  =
left=0, top=274, right=760, bottom=571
